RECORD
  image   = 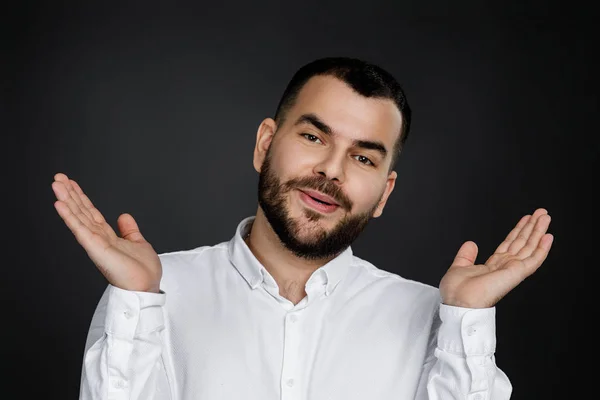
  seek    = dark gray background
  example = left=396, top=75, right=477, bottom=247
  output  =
left=4, top=1, right=597, bottom=398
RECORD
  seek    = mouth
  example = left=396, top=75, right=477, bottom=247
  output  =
left=297, top=189, right=340, bottom=214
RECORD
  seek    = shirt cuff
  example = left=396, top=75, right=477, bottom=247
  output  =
left=104, top=284, right=166, bottom=339
left=437, top=303, right=496, bottom=356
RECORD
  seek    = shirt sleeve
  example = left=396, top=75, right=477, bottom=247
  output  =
left=416, top=303, right=513, bottom=400
left=78, top=284, right=172, bottom=400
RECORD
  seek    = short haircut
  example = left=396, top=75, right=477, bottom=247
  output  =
left=273, top=57, right=412, bottom=172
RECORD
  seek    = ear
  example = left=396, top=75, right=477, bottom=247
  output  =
left=372, top=170, right=397, bottom=218
left=253, top=118, right=277, bottom=173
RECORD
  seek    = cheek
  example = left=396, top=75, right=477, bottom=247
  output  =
left=271, top=142, right=320, bottom=177
left=347, top=178, right=386, bottom=210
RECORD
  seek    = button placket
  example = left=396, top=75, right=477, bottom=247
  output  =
left=281, top=312, right=301, bottom=400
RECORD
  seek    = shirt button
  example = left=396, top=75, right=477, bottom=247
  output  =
left=114, top=379, right=128, bottom=389
left=286, top=378, right=295, bottom=387
left=466, top=326, right=476, bottom=336
left=471, top=393, right=483, bottom=400
left=123, top=310, right=133, bottom=319
left=289, top=315, right=298, bottom=323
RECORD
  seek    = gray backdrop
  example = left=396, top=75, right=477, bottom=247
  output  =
left=5, top=1, right=597, bottom=399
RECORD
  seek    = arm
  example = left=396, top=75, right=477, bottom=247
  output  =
left=417, top=208, right=553, bottom=399
left=416, top=304, right=511, bottom=400
left=79, top=284, right=172, bottom=400
left=50, top=174, right=170, bottom=398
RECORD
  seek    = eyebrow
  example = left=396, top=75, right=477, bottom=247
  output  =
left=294, top=113, right=388, bottom=159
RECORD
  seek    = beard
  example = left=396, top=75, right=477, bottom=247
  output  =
left=257, top=149, right=382, bottom=260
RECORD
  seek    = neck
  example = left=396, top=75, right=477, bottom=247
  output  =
left=245, top=208, right=336, bottom=303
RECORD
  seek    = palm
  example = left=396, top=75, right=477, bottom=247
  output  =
left=52, top=173, right=162, bottom=293
left=88, top=230, right=162, bottom=293
left=439, top=208, right=554, bottom=308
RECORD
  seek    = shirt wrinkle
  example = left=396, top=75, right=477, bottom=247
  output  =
left=78, top=216, right=512, bottom=400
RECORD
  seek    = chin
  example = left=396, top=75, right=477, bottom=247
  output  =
left=300, top=216, right=342, bottom=241
left=291, top=224, right=329, bottom=245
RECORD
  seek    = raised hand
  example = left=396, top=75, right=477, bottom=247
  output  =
left=439, top=208, right=553, bottom=308
left=52, top=173, right=162, bottom=293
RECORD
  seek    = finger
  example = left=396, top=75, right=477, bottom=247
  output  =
left=54, top=175, right=118, bottom=240
left=516, top=214, right=552, bottom=259
left=494, top=215, right=531, bottom=254
left=53, top=174, right=90, bottom=220
left=70, top=179, right=107, bottom=224
left=485, top=233, right=554, bottom=297
left=58, top=176, right=95, bottom=223
left=521, top=233, right=554, bottom=276
left=54, top=200, right=95, bottom=249
left=68, top=179, right=94, bottom=218
left=117, top=213, right=147, bottom=243
left=54, top=172, right=70, bottom=182
left=68, top=180, right=118, bottom=239
left=451, top=241, right=478, bottom=268
left=507, top=208, right=549, bottom=255
left=52, top=180, right=95, bottom=230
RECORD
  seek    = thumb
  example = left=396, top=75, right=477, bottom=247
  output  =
left=117, top=213, right=146, bottom=242
left=452, top=241, right=478, bottom=267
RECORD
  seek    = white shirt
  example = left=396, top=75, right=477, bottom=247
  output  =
left=79, top=216, right=512, bottom=400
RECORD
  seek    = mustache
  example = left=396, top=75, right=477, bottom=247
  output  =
left=282, top=176, right=353, bottom=210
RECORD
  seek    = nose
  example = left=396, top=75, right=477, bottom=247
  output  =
left=313, top=150, right=346, bottom=183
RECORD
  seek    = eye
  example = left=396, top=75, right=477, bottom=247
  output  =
left=301, top=133, right=323, bottom=144
left=354, top=155, right=375, bottom=166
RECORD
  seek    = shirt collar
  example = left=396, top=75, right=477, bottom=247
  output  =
left=228, top=216, right=353, bottom=296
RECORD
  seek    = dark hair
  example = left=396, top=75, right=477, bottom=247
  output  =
left=273, top=57, right=412, bottom=172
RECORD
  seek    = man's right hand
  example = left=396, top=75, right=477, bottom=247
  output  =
left=52, top=173, right=162, bottom=293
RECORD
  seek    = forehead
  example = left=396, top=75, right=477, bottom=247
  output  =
left=284, top=75, right=403, bottom=147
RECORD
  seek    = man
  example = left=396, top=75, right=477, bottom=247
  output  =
left=52, top=57, right=553, bottom=400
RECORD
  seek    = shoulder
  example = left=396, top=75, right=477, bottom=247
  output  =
left=348, top=254, right=440, bottom=304
left=157, top=241, right=230, bottom=271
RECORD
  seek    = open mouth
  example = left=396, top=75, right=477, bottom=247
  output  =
left=309, top=196, right=332, bottom=205
left=298, top=190, right=340, bottom=213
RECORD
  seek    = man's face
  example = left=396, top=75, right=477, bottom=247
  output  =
left=255, top=75, right=402, bottom=260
